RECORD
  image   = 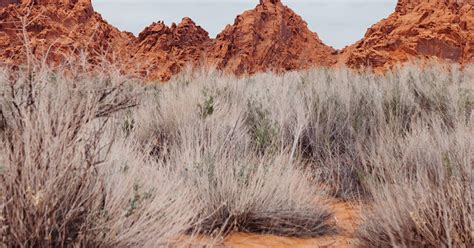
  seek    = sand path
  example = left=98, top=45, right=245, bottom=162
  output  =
left=223, top=201, right=361, bottom=248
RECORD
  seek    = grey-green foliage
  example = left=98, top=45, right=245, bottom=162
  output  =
left=247, top=99, right=278, bottom=154
left=199, top=88, right=215, bottom=119
left=122, top=109, right=135, bottom=136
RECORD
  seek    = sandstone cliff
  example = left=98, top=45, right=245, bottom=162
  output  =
left=130, top=18, right=211, bottom=81
left=207, top=0, right=337, bottom=75
left=0, top=0, right=19, bottom=8
left=0, top=0, right=133, bottom=68
left=1, top=0, right=473, bottom=81
left=340, top=0, right=474, bottom=71
left=0, top=0, right=337, bottom=79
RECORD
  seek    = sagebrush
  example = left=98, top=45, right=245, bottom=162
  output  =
left=1, top=62, right=472, bottom=247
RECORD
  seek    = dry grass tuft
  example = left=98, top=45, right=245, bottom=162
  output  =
left=181, top=150, right=334, bottom=237
left=0, top=61, right=472, bottom=247
left=132, top=81, right=335, bottom=237
left=0, top=69, right=200, bottom=247
left=356, top=123, right=473, bottom=248
left=0, top=69, right=134, bottom=246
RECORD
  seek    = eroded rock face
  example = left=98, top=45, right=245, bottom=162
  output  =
left=131, top=18, right=211, bottom=81
left=340, top=0, right=474, bottom=71
left=1, top=0, right=472, bottom=81
left=0, top=0, right=20, bottom=8
left=0, top=0, right=134, bottom=68
left=0, top=0, right=336, bottom=80
left=207, top=0, right=337, bottom=75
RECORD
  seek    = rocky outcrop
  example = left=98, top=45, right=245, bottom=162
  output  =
left=207, top=0, right=337, bottom=75
left=127, top=0, right=338, bottom=79
left=1, top=0, right=472, bottom=81
left=340, top=0, right=474, bottom=71
left=0, top=0, right=336, bottom=79
left=0, top=0, right=134, bottom=68
left=130, top=17, right=211, bottom=81
left=0, top=0, right=19, bottom=8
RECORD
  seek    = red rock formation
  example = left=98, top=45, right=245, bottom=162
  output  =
left=2, top=0, right=472, bottom=81
left=0, top=0, right=134, bottom=68
left=0, top=0, right=336, bottom=80
left=340, top=0, right=474, bottom=71
left=207, top=0, right=337, bottom=75
left=0, top=0, right=20, bottom=8
left=131, top=17, right=211, bottom=81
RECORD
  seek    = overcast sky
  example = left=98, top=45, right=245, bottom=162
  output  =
left=93, top=0, right=397, bottom=49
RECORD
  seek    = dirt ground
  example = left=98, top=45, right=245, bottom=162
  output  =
left=223, top=201, right=361, bottom=248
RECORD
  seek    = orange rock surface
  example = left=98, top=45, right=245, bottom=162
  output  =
left=129, top=0, right=337, bottom=79
left=0, top=0, right=133, bottom=68
left=0, top=0, right=19, bottom=8
left=130, top=17, right=211, bottom=81
left=0, top=0, right=337, bottom=80
left=340, top=0, right=474, bottom=71
left=207, top=0, right=337, bottom=75
left=0, top=0, right=473, bottom=80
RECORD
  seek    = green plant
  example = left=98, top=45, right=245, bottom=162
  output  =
left=247, top=100, right=278, bottom=154
left=198, top=88, right=215, bottom=119
left=122, top=109, right=135, bottom=136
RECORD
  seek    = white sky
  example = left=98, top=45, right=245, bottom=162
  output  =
left=93, top=0, right=398, bottom=48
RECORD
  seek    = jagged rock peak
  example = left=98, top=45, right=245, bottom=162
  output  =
left=138, top=17, right=209, bottom=42
left=0, top=0, right=132, bottom=68
left=208, top=0, right=336, bottom=75
left=179, top=17, right=200, bottom=27
left=176, top=17, right=209, bottom=36
left=132, top=17, right=210, bottom=81
left=0, top=0, right=18, bottom=7
left=396, top=0, right=473, bottom=13
left=340, top=0, right=473, bottom=71
left=259, top=0, right=281, bottom=5
left=14, top=0, right=92, bottom=6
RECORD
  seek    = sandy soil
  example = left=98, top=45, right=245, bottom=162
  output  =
left=223, top=201, right=361, bottom=248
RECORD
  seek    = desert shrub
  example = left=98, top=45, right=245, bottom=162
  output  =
left=356, top=123, right=473, bottom=248
left=135, top=63, right=472, bottom=201
left=130, top=80, right=334, bottom=238
left=0, top=69, right=199, bottom=247
left=131, top=75, right=251, bottom=159
left=2, top=60, right=471, bottom=246
left=246, top=99, right=279, bottom=154
left=93, top=138, right=203, bottom=247
left=198, top=87, right=216, bottom=119
left=167, top=137, right=333, bottom=238
left=0, top=69, right=133, bottom=246
left=127, top=63, right=473, bottom=244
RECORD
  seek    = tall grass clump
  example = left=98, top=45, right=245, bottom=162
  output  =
left=127, top=63, right=472, bottom=242
left=0, top=60, right=472, bottom=246
left=356, top=122, right=472, bottom=247
left=0, top=67, right=200, bottom=247
left=131, top=78, right=335, bottom=237
left=151, top=63, right=472, bottom=199
left=0, top=67, right=132, bottom=246
left=185, top=150, right=333, bottom=237
left=352, top=65, right=473, bottom=247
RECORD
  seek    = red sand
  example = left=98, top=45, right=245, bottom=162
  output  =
left=224, top=201, right=361, bottom=248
